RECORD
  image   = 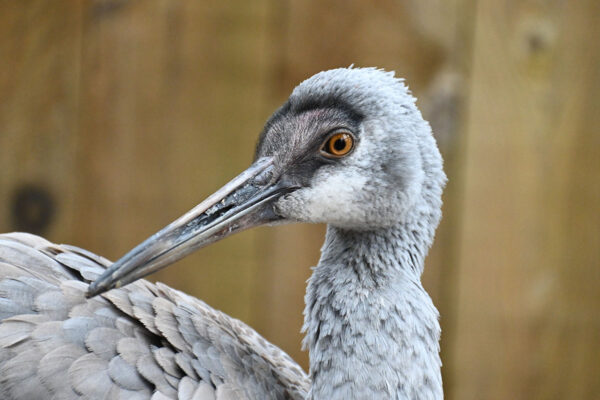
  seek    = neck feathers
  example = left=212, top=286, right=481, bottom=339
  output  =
left=303, top=222, right=443, bottom=399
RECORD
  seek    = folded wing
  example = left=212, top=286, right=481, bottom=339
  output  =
left=0, top=233, right=308, bottom=400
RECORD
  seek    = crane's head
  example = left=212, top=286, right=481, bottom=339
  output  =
left=87, top=68, right=445, bottom=297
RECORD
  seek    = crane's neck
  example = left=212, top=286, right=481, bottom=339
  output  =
left=303, top=220, right=443, bottom=399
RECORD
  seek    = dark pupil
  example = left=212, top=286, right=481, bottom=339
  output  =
left=333, top=137, right=346, bottom=151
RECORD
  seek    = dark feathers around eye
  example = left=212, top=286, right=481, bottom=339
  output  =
left=254, top=95, right=364, bottom=161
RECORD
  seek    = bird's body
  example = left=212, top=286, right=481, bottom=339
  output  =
left=0, top=68, right=445, bottom=399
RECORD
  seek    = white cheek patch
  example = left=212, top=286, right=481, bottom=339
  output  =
left=276, top=168, right=369, bottom=227
left=306, top=170, right=368, bottom=224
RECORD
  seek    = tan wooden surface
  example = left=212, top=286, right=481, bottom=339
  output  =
left=1, top=1, right=598, bottom=398
left=453, top=0, right=600, bottom=398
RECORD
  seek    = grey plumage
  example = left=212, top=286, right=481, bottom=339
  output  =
left=0, top=67, right=446, bottom=399
left=0, top=233, right=308, bottom=399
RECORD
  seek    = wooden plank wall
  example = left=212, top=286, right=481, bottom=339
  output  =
left=1, top=1, right=598, bottom=398
left=454, top=0, right=600, bottom=398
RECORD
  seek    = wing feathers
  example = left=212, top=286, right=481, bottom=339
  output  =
left=0, top=233, right=307, bottom=399
left=108, top=355, right=150, bottom=392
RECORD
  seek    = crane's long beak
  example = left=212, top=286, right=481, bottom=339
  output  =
left=87, top=157, right=294, bottom=298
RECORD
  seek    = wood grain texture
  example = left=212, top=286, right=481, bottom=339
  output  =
left=74, top=0, right=273, bottom=335
left=453, top=0, right=600, bottom=398
left=0, top=1, right=82, bottom=240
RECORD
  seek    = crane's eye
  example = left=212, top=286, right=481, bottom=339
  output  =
left=321, top=131, right=355, bottom=158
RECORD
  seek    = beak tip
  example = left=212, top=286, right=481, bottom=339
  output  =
left=86, top=280, right=109, bottom=298
left=85, top=286, right=99, bottom=299
left=86, top=274, right=126, bottom=298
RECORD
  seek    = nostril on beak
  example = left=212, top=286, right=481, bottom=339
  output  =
left=253, top=168, right=274, bottom=186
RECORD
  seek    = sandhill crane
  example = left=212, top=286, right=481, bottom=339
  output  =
left=0, top=67, right=446, bottom=399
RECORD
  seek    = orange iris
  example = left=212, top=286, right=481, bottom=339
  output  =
left=322, top=132, right=354, bottom=157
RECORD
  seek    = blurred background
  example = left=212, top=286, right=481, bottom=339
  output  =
left=1, top=1, right=598, bottom=398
